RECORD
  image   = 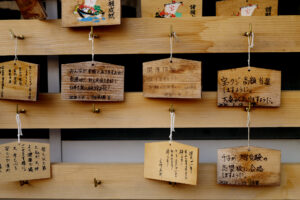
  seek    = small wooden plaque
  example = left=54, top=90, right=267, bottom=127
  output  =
left=62, top=0, right=121, bottom=27
left=61, top=61, right=124, bottom=101
left=217, top=146, right=281, bottom=186
left=143, top=58, right=202, bottom=99
left=141, top=0, right=202, bottom=18
left=0, top=141, right=50, bottom=182
left=144, top=141, right=199, bottom=185
left=0, top=60, right=39, bottom=101
left=217, top=67, right=281, bottom=107
left=216, top=0, right=278, bottom=16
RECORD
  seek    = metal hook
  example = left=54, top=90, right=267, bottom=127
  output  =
left=169, top=104, right=175, bottom=113
left=168, top=181, right=177, bottom=186
left=92, top=104, right=100, bottom=113
left=9, top=29, right=25, bottom=40
left=245, top=102, right=252, bottom=112
left=20, top=180, right=29, bottom=186
left=243, top=23, right=253, bottom=37
left=16, top=104, right=26, bottom=114
left=90, top=26, right=99, bottom=39
left=94, top=178, right=102, bottom=187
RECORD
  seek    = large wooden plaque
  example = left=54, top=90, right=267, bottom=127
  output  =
left=61, top=61, right=124, bottom=101
left=143, top=58, right=202, bottom=99
left=144, top=141, right=199, bottom=185
left=217, top=67, right=281, bottom=107
left=62, top=0, right=121, bottom=27
left=142, top=0, right=202, bottom=18
left=0, top=60, right=39, bottom=101
left=0, top=141, right=50, bottom=182
left=217, top=146, right=281, bottom=186
left=216, top=0, right=278, bottom=16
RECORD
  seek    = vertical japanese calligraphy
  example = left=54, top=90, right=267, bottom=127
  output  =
left=217, top=146, right=281, bottom=186
left=61, top=61, right=124, bottom=101
left=0, top=141, right=50, bottom=181
left=61, top=0, right=121, bottom=27
left=217, top=67, right=281, bottom=107
left=216, top=0, right=278, bottom=16
left=144, top=141, right=198, bottom=185
left=141, top=0, right=202, bottom=18
left=143, top=58, right=202, bottom=99
left=0, top=60, right=38, bottom=101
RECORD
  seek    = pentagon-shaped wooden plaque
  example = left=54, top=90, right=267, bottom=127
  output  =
left=143, top=58, right=202, bottom=99
left=0, top=141, right=50, bottom=182
left=0, top=60, right=39, bottom=101
left=144, top=141, right=199, bottom=185
left=61, top=61, right=124, bottom=101
left=218, top=67, right=281, bottom=107
left=217, top=146, right=281, bottom=186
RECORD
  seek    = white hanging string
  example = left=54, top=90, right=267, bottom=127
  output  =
left=16, top=113, right=23, bottom=143
left=247, top=32, right=254, bottom=71
left=247, top=107, right=251, bottom=151
left=169, top=32, right=177, bottom=63
left=169, top=111, right=175, bottom=144
left=14, top=38, right=18, bottom=64
left=89, top=27, right=95, bottom=64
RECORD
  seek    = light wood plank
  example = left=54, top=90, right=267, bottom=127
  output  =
left=0, top=163, right=299, bottom=199
left=0, top=91, right=300, bottom=129
left=0, top=16, right=299, bottom=55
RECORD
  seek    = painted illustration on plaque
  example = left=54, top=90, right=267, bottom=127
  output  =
left=73, top=0, right=106, bottom=23
left=216, top=0, right=278, bottom=16
left=62, top=0, right=120, bottom=27
left=141, top=0, right=201, bottom=18
left=155, top=1, right=184, bottom=18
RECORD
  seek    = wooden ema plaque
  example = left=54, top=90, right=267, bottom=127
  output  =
left=0, top=60, right=39, bottom=101
left=217, top=146, right=281, bottom=186
left=61, top=61, right=124, bottom=101
left=216, top=0, right=278, bottom=16
left=0, top=141, right=50, bottom=182
left=62, top=0, right=121, bottom=27
left=144, top=141, right=199, bottom=185
left=142, top=0, right=202, bottom=18
left=143, top=58, right=202, bottom=99
left=217, top=67, right=281, bottom=107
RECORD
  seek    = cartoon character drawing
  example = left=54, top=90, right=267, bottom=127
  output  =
left=155, top=1, right=183, bottom=18
left=74, top=0, right=105, bottom=22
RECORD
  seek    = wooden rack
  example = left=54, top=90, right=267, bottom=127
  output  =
left=0, top=1, right=300, bottom=199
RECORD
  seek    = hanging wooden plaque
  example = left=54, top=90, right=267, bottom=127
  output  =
left=217, top=146, right=281, bottom=186
left=141, top=0, right=202, bottom=18
left=143, top=58, right=202, bottom=99
left=217, top=67, right=281, bottom=107
left=0, top=60, right=39, bottom=101
left=61, top=61, right=124, bottom=101
left=0, top=141, right=50, bottom=182
left=144, top=141, right=199, bottom=185
left=216, top=0, right=278, bottom=16
left=61, top=0, right=121, bottom=27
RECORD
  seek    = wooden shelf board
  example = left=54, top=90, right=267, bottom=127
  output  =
left=0, top=91, right=300, bottom=129
left=0, top=16, right=299, bottom=55
left=0, top=163, right=299, bottom=199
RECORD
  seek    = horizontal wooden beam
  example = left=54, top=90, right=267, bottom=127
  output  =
left=0, top=91, right=300, bottom=129
left=0, top=163, right=299, bottom=199
left=0, top=16, right=299, bottom=55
